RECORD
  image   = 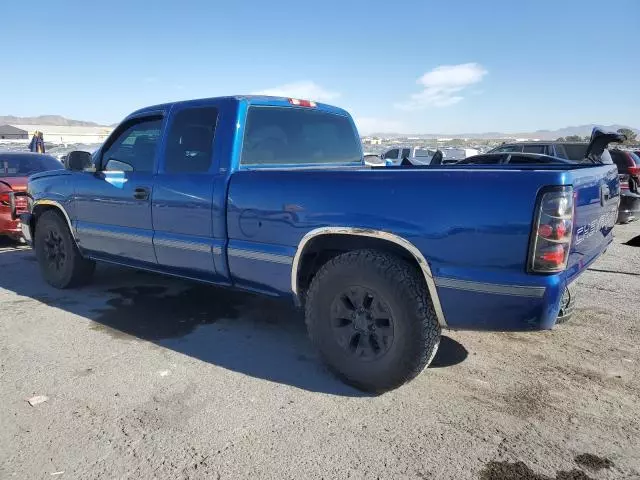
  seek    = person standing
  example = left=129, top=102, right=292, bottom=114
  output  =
left=28, top=131, right=45, bottom=153
left=28, top=131, right=38, bottom=152
left=36, top=131, right=45, bottom=153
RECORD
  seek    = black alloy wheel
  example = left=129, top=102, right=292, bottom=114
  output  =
left=43, top=228, right=67, bottom=272
left=330, top=286, right=394, bottom=361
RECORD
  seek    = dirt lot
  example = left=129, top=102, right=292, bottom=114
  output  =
left=1, top=224, right=639, bottom=480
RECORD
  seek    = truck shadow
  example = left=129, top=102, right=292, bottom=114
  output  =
left=0, top=245, right=467, bottom=396
left=624, top=235, right=640, bottom=247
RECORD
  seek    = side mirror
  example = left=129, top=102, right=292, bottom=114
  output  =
left=67, top=151, right=92, bottom=171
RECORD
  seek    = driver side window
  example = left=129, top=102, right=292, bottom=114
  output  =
left=102, top=118, right=163, bottom=172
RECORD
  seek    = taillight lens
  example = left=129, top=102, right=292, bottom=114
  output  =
left=619, top=174, right=630, bottom=190
left=628, top=166, right=640, bottom=176
left=529, top=187, right=574, bottom=273
left=0, top=189, right=11, bottom=206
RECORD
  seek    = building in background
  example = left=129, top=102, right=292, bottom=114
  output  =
left=0, top=125, right=28, bottom=139
left=8, top=125, right=114, bottom=144
left=362, top=137, right=383, bottom=145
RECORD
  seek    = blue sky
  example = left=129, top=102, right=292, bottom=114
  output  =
left=1, top=0, right=638, bottom=134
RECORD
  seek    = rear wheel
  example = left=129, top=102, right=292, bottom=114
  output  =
left=34, top=210, right=95, bottom=288
left=305, top=249, right=441, bottom=392
left=556, top=287, right=574, bottom=324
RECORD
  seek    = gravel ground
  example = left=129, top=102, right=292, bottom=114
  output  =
left=1, top=224, right=639, bottom=480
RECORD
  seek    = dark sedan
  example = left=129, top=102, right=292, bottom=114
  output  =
left=456, top=152, right=572, bottom=165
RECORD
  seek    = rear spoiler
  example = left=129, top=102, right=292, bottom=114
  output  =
left=584, top=127, right=626, bottom=164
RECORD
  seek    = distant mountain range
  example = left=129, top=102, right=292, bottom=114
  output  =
left=0, top=115, right=103, bottom=127
left=2, top=116, right=638, bottom=140
left=368, top=124, right=640, bottom=140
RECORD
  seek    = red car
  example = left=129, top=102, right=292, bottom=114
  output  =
left=0, top=152, right=62, bottom=240
left=610, top=149, right=640, bottom=223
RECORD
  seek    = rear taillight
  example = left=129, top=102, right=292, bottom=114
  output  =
left=628, top=166, right=640, bottom=176
left=0, top=189, right=11, bottom=206
left=529, top=187, right=574, bottom=273
left=620, top=174, right=630, bottom=190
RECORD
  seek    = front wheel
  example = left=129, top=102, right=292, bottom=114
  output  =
left=34, top=210, right=95, bottom=289
left=305, top=249, right=441, bottom=392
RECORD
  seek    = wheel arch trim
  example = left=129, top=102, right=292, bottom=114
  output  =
left=291, top=227, right=447, bottom=327
left=32, top=199, right=79, bottom=248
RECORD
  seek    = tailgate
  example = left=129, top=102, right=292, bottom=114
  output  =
left=565, top=165, right=619, bottom=283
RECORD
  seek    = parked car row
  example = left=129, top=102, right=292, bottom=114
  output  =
left=488, top=141, right=590, bottom=161
left=378, top=146, right=480, bottom=165
left=483, top=138, right=639, bottom=223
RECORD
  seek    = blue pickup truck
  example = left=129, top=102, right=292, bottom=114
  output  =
left=18, top=96, right=619, bottom=392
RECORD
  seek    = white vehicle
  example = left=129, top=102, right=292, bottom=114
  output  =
left=363, top=152, right=384, bottom=166
left=441, top=147, right=479, bottom=161
left=380, top=146, right=438, bottom=165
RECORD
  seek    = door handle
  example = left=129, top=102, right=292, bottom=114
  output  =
left=133, top=187, right=150, bottom=200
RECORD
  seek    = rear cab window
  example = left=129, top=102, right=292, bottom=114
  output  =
left=241, top=106, right=361, bottom=166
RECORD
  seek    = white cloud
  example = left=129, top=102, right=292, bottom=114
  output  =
left=354, top=116, right=405, bottom=135
left=254, top=81, right=340, bottom=102
left=395, top=63, right=487, bottom=111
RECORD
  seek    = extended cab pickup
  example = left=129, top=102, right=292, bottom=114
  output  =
left=19, top=96, right=620, bottom=392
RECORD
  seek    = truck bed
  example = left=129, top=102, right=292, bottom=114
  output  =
left=227, top=163, right=619, bottom=330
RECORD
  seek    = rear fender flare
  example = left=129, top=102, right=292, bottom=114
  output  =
left=291, top=227, right=447, bottom=327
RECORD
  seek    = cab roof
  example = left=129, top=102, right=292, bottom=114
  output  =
left=127, top=95, right=350, bottom=119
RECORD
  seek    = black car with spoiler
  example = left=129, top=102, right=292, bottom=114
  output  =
left=461, top=129, right=632, bottom=223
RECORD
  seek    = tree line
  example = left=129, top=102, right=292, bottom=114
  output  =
left=556, top=129, right=637, bottom=145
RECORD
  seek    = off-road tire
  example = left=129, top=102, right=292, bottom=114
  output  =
left=305, top=249, right=441, bottom=392
left=34, top=210, right=95, bottom=289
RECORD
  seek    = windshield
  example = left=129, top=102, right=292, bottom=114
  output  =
left=562, top=143, right=589, bottom=161
left=0, top=154, right=61, bottom=177
left=241, top=107, right=361, bottom=165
